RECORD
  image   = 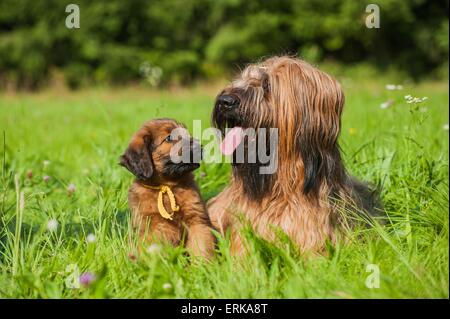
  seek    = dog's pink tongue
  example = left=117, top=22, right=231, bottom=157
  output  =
left=220, top=127, right=243, bottom=155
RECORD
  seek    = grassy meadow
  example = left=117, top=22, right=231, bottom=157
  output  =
left=0, top=77, right=448, bottom=298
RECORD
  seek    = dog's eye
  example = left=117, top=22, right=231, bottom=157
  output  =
left=164, top=135, right=172, bottom=142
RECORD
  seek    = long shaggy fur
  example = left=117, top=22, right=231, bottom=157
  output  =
left=208, top=56, right=380, bottom=255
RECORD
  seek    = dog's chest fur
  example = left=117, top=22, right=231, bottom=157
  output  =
left=207, top=183, right=336, bottom=254
left=129, top=182, right=206, bottom=245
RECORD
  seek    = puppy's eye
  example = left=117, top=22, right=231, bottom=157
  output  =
left=165, top=135, right=173, bottom=142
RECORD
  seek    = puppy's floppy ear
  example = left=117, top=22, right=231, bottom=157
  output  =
left=119, top=135, right=154, bottom=180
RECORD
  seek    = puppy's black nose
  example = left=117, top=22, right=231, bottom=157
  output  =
left=217, top=94, right=238, bottom=110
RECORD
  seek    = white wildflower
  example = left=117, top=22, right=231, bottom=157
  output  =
left=385, top=84, right=396, bottom=90
left=380, top=99, right=394, bottom=109
left=86, top=233, right=96, bottom=243
left=67, top=183, right=76, bottom=196
left=162, top=283, right=172, bottom=291
left=404, top=95, right=429, bottom=104
left=47, top=219, right=59, bottom=232
left=146, top=243, right=162, bottom=254
left=386, top=84, right=403, bottom=91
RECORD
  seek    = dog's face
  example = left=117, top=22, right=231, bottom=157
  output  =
left=212, top=63, right=273, bottom=133
left=120, top=119, right=201, bottom=182
left=212, top=56, right=346, bottom=198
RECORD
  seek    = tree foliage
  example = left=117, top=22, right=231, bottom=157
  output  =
left=0, top=0, right=448, bottom=89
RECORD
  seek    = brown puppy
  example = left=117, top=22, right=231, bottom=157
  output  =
left=120, top=118, right=215, bottom=259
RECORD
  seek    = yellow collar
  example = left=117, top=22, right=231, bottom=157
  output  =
left=140, top=183, right=179, bottom=220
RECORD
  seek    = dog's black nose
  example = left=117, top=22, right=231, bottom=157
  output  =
left=217, top=94, right=238, bottom=110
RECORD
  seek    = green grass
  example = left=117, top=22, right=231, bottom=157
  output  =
left=0, top=79, right=448, bottom=298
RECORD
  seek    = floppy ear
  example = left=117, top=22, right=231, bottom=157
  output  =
left=119, top=135, right=154, bottom=180
left=291, top=63, right=346, bottom=195
left=298, top=70, right=345, bottom=194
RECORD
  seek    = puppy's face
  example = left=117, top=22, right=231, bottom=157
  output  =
left=120, top=119, right=201, bottom=182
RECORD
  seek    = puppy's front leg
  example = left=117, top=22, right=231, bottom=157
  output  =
left=186, top=223, right=215, bottom=259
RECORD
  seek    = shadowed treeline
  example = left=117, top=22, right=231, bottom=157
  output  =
left=0, top=0, right=448, bottom=90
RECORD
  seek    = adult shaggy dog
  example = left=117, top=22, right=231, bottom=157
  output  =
left=207, top=56, right=380, bottom=255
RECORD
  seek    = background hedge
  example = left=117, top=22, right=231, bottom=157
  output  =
left=0, top=0, right=448, bottom=89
